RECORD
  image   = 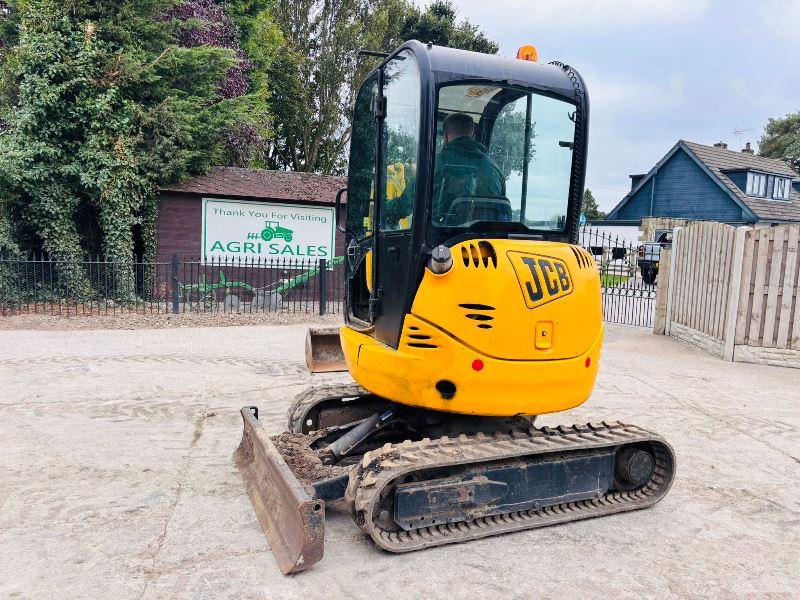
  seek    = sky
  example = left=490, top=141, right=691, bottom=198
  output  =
left=445, top=0, right=800, bottom=212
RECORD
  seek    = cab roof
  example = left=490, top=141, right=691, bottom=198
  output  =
left=403, top=40, right=583, bottom=104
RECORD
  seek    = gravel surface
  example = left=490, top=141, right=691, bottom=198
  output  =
left=0, top=311, right=343, bottom=330
left=1, top=323, right=798, bottom=599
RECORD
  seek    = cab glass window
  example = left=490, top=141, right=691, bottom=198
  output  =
left=379, top=50, right=420, bottom=232
left=432, top=84, right=576, bottom=231
left=347, top=75, right=378, bottom=240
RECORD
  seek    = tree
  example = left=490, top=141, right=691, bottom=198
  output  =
left=0, top=0, right=501, bottom=272
left=167, top=0, right=270, bottom=168
left=759, top=112, right=800, bottom=173
left=0, top=0, right=263, bottom=293
left=259, top=0, right=498, bottom=174
left=225, top=0, right=275, bottom=42
left=487, top=108, right=535, bottom=179
left=399, top=1, right=499, bottom=54
left=582, top=189, right=605, bottom=220
left=257, top=0, right=392, bottom=174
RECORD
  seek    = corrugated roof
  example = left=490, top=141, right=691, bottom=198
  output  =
left=682, top=141, right=800, bottom=221
left=160, top=167, right=347, bottom=204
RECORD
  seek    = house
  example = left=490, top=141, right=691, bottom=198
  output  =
left=157, top=167, right=346, bottom=261
left=606, top=140, right=800, bottom=228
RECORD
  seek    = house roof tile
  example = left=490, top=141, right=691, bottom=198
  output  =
left=160, top=167, right=347, bottom=204
left=681, top=141, right=800, bottom=221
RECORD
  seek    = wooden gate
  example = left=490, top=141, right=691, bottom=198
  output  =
left=666, top=221, right=737, bottom=342
left=735, top=225, right=800, bottom=350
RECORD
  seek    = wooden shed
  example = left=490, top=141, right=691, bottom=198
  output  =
left=157, top=167, right=347, bottom=260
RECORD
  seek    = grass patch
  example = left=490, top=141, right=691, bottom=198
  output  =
left=601, top=274, right=630, bottom=286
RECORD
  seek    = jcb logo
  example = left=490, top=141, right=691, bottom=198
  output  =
left=508, top=252, right=573, bottom=309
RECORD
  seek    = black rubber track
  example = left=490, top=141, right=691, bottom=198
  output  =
left=346, top=421, right=675, bottom=553
left=287, top=383, right=371, bottom=433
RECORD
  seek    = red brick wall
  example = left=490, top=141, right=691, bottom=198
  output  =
left=156, top=192, right=347, bottom=260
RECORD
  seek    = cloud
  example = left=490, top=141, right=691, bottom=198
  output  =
left=512, top=0, right=709, bottom=26
left=587, top=70, right=687, bottom=116
left=436, top=0, right=798, bottom=211
left=586, top=122, right=678, bottom=211
left=726, top=77, right=798, bottom=116
left=755, top=0, right=800, bottom=39
left=581, top=71, right=691, bottom=210
left=447, top=0, right=710, bottom=31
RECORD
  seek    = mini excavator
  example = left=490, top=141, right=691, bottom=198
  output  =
left=237, top=41, right=675, bottom=574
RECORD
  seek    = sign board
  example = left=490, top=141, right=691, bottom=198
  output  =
left=201, top=198, right=335, bottom=263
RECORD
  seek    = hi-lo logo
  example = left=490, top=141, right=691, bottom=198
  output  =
left=508, top=251, right=573, bottom=309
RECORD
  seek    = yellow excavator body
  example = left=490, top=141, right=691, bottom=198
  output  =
left=239, top=41, right=676, bottom=577
left=341, top=239, right=602, bottom=417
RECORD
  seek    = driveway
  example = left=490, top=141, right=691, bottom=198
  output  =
left=1, top=323, right=798, bottom=598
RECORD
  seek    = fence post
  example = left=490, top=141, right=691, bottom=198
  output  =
left=319, top=258, right=327, bottom=315
left=653, top=248, right=671, bottom=335
left=171, top=254, right=179, bottom=315
left=664, top=226, right=683, bottom=337
left=723, top=226, right=750, bottom=361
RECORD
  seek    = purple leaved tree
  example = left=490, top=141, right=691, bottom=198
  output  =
left=166, top=0, right=252, bottom=99
left=165, top=0, right=264, bottom=165
left=223, top=122, right=268, bottom=167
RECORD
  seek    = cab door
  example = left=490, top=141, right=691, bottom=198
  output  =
left=344, top=74, right=378, bottom=328
left=373, top=50, right=422, bottom=347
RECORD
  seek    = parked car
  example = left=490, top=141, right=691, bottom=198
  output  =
left=637, top=230, right=673, bottom=285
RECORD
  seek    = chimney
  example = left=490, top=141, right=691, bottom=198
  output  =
left=713, top=141, right=728, bottom=150
left=742, top=142, right=754, bottom=155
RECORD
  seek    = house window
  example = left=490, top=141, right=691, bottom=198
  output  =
left=746, top=172, right=767, bottom=197
left=772, top=177, right=791, bottom=200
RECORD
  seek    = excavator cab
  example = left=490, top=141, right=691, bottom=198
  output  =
left=331, top=41, right=605, bottom=418
left=339, top=41, right=588, bottom=352
left=240, top=41, right=675, bottom=576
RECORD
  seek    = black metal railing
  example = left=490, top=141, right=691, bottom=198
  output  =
left=578, top=227, right=657, bottom=328
left=3, top=234, right=657, bottom=327
left=0, top=254, right=344, bottom=317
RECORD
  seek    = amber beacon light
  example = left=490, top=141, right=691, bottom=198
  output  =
left=516, top=45, right=538, bottom=62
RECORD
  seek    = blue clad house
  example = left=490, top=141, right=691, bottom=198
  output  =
left=606, top=140, right=800, bottom=226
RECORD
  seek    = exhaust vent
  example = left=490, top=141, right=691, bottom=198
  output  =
left=458, top=303, right=495, bottom=311
left=570, top=245, right=593, bottom=269
left=466, top=313, right=493, bottom=321
left=581, top=248, right=594, bottom=267
left=459, top=303, right=496, bottom=330
left=403, top=322, right=439, bottom=349
left=460, top=241, right=497, bottom=268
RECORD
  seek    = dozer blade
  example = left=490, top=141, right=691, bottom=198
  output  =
left=305, top=326, right=347, bottom=373
left=235, top=407, right=325, bottom=574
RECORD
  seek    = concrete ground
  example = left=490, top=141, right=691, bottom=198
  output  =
left=1, top=323, right=798, bottom=599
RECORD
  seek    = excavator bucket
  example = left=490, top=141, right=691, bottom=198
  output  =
left=235, top=407, right=325, bottom=574
left=305, top=327, right=347, bottom=372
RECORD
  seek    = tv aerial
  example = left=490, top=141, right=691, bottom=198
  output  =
left=732, top=127, right=754, bottom=150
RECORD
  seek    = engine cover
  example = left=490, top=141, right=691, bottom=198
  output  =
left=410, top=239, right=602, bottom=361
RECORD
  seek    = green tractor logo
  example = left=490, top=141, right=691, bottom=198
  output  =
left=261, top=220, right=294, bottom=242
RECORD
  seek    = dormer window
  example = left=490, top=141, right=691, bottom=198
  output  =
left=772, top=177, right=791, bottom=200
left=745, top=172, right=767, bottom=197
